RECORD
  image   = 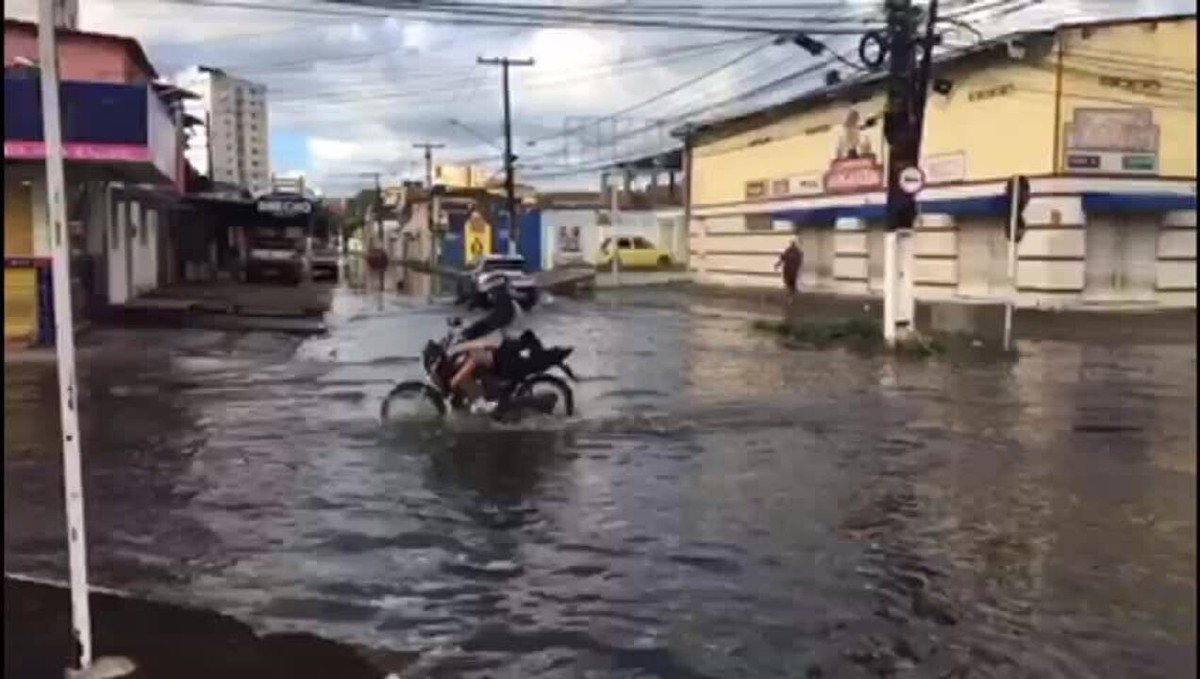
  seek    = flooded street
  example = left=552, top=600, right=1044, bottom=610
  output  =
left=4, top=281, right=1195, bottom=678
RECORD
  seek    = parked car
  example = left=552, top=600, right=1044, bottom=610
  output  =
left=456, top=254, right=540, bottom=310
left=597, top=236, right=674, bottom=270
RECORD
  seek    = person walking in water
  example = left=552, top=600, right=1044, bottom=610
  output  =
left=774, top=236, right=803, bottom=296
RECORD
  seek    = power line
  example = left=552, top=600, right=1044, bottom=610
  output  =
left=265, top=35, right=761, bottom=103
left=158, top=0, right=885, bottom=35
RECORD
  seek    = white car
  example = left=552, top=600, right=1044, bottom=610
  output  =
left=459, top=254, right=540, bottom=310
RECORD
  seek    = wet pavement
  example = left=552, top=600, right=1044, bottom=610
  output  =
left=4, top=279, right=1196, bottom=678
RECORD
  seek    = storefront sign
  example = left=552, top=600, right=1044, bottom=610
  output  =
left=920, top=152, right=967, bottom=185
left=790, top=173, right=823, bottom=196
left=1066, top=154, right=1101, bottom=169
left=968, top=83, right=1014, bottom=102
left=256, top=196, right=313, bottom=217
left=1098, top=76, right=1161, bottom=94
left=4, top=141, right=152, bottom=162
left=824, top=156, right=884, bottom=194
left=1063, top=107, right=1159, bottom=174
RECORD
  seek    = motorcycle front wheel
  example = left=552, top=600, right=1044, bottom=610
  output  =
left=380, top=381, right=447, bottom=422
left=514, top=374, right=575, bottom=417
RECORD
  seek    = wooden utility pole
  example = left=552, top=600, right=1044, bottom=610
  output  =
left=477, top=56, right=534, bottom=255
left=412, top=141, right=444, bottom=233
left=880, top=0, right=940, bottom=345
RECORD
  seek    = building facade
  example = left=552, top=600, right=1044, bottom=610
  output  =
left=4, top=19, right=185, bottom=344
left=684, top=14, right=1196, bottom=309
left=174, top=66, right=270, bottom=195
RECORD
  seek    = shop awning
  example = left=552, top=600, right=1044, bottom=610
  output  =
left=1081, top=192, right=1197, bottom=213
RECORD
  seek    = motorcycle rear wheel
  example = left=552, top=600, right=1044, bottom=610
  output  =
left=380, top=381, right=447, bottom=421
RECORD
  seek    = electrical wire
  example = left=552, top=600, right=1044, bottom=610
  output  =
left=265, top=35, right=762, bottom=102
left=156, top=0, right=884, bottom=35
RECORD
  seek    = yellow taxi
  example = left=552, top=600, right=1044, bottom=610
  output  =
left=597, top=236, right=674, bottom=270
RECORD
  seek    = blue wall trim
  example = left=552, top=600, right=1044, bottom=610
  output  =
left=1082, top=192, right=1198, bottom=214
left=773, top=195, right=1009, bottom=224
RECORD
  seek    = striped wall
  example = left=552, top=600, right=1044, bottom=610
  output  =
left=689, top=176, right=1196, bottom=308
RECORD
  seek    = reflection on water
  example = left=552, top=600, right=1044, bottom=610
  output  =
left=3, top=287, right=1195, bottom=678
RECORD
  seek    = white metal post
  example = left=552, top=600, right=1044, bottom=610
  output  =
left=1003, top=180, right=1019, bottom=351
left=38, top=0, right=93, bottom=669
left=610, top=172, right=622, bottom=287
left=883, top=230, right=898, bottom=346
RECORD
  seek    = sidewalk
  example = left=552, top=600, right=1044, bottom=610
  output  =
left=686, top=283, right=1195, bottom=346
left=93, top=282, right=333, bottom=336
left=4, top=577, right=412, bottom=679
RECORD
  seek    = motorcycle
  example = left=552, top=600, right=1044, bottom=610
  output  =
left=380, top=317, right=577, bottom=422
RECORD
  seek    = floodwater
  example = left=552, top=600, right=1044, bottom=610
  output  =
left=4, top=280, right=1196, bottom=678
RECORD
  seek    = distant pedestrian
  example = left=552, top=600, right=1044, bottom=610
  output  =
left=774, top=237, right=803, bottom=296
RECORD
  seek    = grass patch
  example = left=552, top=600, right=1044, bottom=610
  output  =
left=752, top=317, right=884, bottom=353
left=752, top=317, right=1019, bottom=361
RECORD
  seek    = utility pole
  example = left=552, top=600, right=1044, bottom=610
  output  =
left=880, top=0, right=937, bottom=345
left=477, top=56, right=534, bottom=255
left=38, top=0, right=93, bottom=672
left=412, top=141, right=444, bottom=235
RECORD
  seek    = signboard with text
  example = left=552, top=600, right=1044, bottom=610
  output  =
left=823, top=155, right=884, bottom=194
left=256, top=196, right=314, bottom=217
left=1063, top=107, right=1159, bottom=175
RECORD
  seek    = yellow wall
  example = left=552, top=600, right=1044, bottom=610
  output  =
left=5, top=181, right=34, bottom=255
left=691, top=93, right=887, bottom=206
left=689, top=16, right=1197, bottom=208
left=922, top=59, right=1059, bottom=179
left=1054, top=17, right=1196, bottom=177
left=4, top=180, right=38, bottom=343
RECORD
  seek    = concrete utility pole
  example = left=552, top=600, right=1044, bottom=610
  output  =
left=38, top=0, right=93, bottom=671
left=880, top=0, right=937, bottom=345
left=477, top=56, right=534, bottom=255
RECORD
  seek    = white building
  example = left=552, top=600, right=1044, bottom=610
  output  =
left=174, top=65, right=270, bottom=195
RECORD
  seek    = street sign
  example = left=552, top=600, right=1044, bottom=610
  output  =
left=898, top=165, right=925, bottom=195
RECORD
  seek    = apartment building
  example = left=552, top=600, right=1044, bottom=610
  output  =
left=175, top=65, right=270, bottom=195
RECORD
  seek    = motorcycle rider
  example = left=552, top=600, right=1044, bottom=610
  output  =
left=449, top=273, right=530, bottom=413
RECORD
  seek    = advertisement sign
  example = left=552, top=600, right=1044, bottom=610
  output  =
left=1063, top=107, right=1159, bottom=175
left=464, top=212, right=492, bottom=265
left=823, top=108, right=884, bottom=193
left=920, top=152, right=967, bottom=185
left=554, top=225, right=584, bottom=266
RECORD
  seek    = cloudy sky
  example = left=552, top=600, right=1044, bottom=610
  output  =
left=4, top=0, right=1193, bottom=195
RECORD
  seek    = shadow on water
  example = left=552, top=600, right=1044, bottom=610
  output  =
left=4, top=283, right=1196, bottom=678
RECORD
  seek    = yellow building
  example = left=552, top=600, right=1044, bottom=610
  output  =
left=684, top=13, right=1196, bottom=308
